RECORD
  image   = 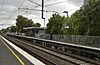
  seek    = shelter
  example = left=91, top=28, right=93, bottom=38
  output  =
left=23, top=27, right=45, bottom=38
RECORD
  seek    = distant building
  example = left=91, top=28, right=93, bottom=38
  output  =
left=23, top=27, right=45, bottom=38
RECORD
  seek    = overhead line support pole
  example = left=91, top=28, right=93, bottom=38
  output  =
left=42, top=0, right=45, bottom=27
left=42, top=0, right=44, bottom=19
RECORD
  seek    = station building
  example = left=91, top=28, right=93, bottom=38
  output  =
left=23, top=27, right=45, bottom=38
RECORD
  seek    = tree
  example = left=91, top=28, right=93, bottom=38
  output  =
left=0, top=28, right=8, bottom=34
left=16, top=15, right=34, bottom=32
left=35, top=23, right=41, bottom=27
left=69, top=0, right=100, bottom=36
left=80, top=0, right=100, bottom=36
left=69, top=8, right=88, bottom=35
left=46, top=14, right=67, bottom=34
left=87, top=0, right=100, bottom=36
left=10, top=25, right=18, bottom=32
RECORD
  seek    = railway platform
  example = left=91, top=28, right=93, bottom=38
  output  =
left=0, top=35, right=45, bottom=65
left=0, top=37, right=24, bottom=65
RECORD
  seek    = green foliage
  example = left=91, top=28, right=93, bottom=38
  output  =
left=46, top=14, right=67, bottom=34
left=0, top=28, right=8, bottom=34
left=35, top=23, right=41, bottom=27
left=9, top=25, right=18, bottom=32
left=16, top=15, right=34, bottom=32
left=68, top=0, right=100, bottom=36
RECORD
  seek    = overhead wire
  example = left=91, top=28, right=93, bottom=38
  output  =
left=7, top=0, right=26, bottom=21
left=20, top=1, right=35, bottom=15
left=19, top=0, right=69, bottom=13
left=7, top=0, right=81, bottom=21
left=18, top=0, right=41, bottom=15
left=7, top=0, right=21, bottom=21
left=0, top=0, right=82, bottom=29
left=18, top=8, right=55, bottom=12
left=8, top=0, right=82, bottom=18
left=18, top=0, right=71, bottom=17
left=44, top=1, right=68, bottom=7
left=28, top=0, right=41, bottom=6
left=16, top=0, right=33, bottom=15
left=34, top=0, right=49, bottom=8
left=34, top=0, right=73, bottom=8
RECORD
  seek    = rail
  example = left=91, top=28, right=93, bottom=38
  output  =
left=7, top=34, right=100, bottom=65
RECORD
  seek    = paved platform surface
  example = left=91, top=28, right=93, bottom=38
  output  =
left=0, top=37, right=34, bottom=65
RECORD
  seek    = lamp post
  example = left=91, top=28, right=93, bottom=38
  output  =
left=63, top=11, right=69, bottom=18
left=63, top=11, right=69, bottom=34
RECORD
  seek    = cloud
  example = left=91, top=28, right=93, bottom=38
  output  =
left=68, top=0, right=83, bottom=6
left=0, top=0, right=83, bottom=29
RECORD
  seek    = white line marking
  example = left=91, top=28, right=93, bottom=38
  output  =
left=0, top=38, right=25, bottom=65
left=0, top=35, right=45, bottom=65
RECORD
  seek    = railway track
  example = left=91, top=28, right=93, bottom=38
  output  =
left=5, top=36, right=99, bottom=65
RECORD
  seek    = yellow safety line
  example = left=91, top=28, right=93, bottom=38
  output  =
left=0, top=38, right=25, bottom=65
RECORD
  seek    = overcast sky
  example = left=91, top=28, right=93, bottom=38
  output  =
left=0, top=0, right=83, bottom=29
